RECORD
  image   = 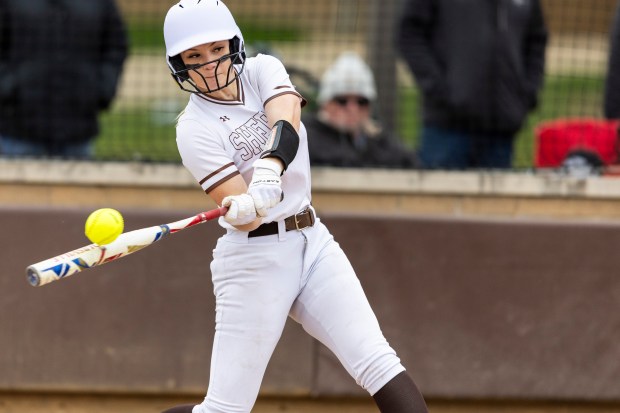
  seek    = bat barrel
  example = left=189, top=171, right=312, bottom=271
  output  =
left=26, top=267, right=42, bottom=287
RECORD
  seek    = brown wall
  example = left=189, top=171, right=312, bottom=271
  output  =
left=3, top=206, right=620, bottom=401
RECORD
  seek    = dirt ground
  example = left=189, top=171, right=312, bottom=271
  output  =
left=1, top=394, right=619, bottom=413
left=0, top=394, right=378, bottom=413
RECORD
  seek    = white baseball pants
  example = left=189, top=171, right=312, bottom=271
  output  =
left=193, top=215, right=405, bottom=413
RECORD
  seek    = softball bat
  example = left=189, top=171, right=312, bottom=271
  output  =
left=26, top=206, right=227, bottom=287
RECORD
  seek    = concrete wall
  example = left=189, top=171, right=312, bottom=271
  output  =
left=2, top=160, right=620, bottom=404
left=3, top=208, right=620, bottom=400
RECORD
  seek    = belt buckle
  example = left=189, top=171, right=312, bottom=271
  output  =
left=294, top=211, right=304, bottom=230
left=294, top=208, right=314, bottom=231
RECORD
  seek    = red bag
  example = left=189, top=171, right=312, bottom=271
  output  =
left=534, top=118, right=620, bottom=167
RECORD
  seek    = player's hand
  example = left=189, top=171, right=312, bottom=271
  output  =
left=221, top=194, right=257, bottom=226
left=247, top=158, right=283, bottom=217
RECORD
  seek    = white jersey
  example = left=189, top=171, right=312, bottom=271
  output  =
left=175, top=54, right=311, bottom=230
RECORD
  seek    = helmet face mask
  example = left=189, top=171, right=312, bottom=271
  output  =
left=171, top=46, right=245, bottom=94
left=164, top=0, right=246, bottom=95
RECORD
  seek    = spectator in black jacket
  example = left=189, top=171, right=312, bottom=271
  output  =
left=0, top=0, right=128, bottom=158
left=304, top=51, right=417, bottom=169
left=605, top=1, right=620, bottom=119
left=397, top=0, right=548, bottom=170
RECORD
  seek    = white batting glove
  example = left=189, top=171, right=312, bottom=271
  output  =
left=247, top=158, right=283, bottom=217
left=221, top=194, right=257, bottom=226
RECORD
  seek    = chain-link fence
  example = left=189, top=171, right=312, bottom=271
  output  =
left=2, top=0, right=618, bottom=170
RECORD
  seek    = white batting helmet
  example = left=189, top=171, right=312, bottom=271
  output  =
left=163, top=0, right=246, bottom=91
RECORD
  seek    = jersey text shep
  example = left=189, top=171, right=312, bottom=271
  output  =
left=229, top=112, right=270, bottom=160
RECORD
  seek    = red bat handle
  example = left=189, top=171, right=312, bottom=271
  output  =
left=210, top=206, right=228, bottom=219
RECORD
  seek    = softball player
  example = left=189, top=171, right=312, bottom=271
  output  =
left=161, top=1, right=428, bottom=412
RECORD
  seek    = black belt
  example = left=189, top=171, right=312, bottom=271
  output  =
left=248, top=208, right=315, bottom=238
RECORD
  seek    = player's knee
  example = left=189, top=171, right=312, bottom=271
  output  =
left=354, top=350, right=406, bottom=395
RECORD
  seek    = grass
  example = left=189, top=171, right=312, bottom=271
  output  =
left=126, top=18, right=164, bottom=51
left=395, top=73, right=606, bottom=169
left=96, top=108, right=180, bottom=162
left=101, top=17, right=607, bottom=166
left=237, top=19, right=304, bottom=43
left=516, top=74, right=604, bottom=168
left=96, top=73, right=605, bottom=165
left=126, top=17, right=304, bottom=52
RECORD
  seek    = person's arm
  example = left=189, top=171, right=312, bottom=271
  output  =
left=246, top=92, right=302, bottom=175
left=213, top=93, right=302, bottom=226
left=396, top=0, right=447, bottom=102
left=98, top=0, right=128, bottom=109
left=0, top=0, right=14, bottom=99
left=605, top=3, right=620, bottom=118
left=176, top=120, right=261, bottom=232
left=207, top=93, right=303, bottom=227
left=523, top=0, right=549, bottom=110
left=209, top=175, right=262, bottom=232
left=265, top=93, right=302, bottom=132
left=246, top=92, right=303, bottom=216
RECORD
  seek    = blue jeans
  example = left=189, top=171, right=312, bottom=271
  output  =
left=0, top=135, right=94, bottom=159
left=418, top=125, right=514, bottom=170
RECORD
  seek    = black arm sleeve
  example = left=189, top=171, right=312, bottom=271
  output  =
left=260, top=119, right=300, bottom=171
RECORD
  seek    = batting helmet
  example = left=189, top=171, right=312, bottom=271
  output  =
left=163, top=0, right=246, bottom=93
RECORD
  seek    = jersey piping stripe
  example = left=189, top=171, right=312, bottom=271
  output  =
left=204, top=171, right=240, bottom=194
left=199, top=162, right=235, bottom=185
left=264, top=90, right=306, bottom=108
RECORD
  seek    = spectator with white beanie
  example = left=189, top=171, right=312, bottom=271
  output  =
left=304, top=51, right=417, bottom=168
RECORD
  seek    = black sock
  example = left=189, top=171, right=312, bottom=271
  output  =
left=372, top=371, right=428, bottom=413
left=161, top=404, right=195, bottom=413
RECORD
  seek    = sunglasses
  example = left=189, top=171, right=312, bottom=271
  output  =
left=333, top=96, right=370, bottom=107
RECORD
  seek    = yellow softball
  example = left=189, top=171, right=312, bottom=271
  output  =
left=84, top=208, right=124, bottom=245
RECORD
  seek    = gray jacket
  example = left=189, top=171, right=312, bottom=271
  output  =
left=0, top=0, right=127, bottom=144
left=397, top=0, right=548, bottom=135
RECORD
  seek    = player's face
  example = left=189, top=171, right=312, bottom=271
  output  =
left=324, top=95, right=371, bottom=133
left=180, top=41, right=234, bottom=93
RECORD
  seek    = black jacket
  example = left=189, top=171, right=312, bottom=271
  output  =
left=397, top=0, right=548, bottom=135
left=0, top=0, right=127, bottom=144
left=605, top=2, right=620, bottom=119
left=304, top=115, right=418, bottom=169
